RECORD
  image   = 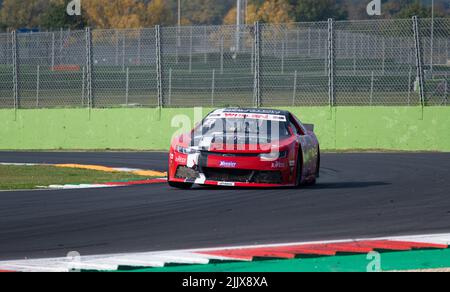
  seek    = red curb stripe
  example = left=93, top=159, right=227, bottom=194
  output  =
left=0, top=270, right=15, bottom=272
left=260, top=246, right=336, bottom=256
left=336, top=241, right=412, bottom=251
left=200, top=251, right=295, bottom=260
left=200, top=247, right=336, bottom=259
left=198, top=240, right=449, bottom=262
left=344, top=240, right=413, bottom=251
left=384, top=240, right=448, bottom=249
left=199, top=252, right=254, bottom=261
left=306, top=243, right=374, bottom=254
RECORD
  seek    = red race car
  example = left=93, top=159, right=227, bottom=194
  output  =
left=168, top=108, right=320, bottom=189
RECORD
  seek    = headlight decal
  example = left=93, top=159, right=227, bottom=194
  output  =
left=259, top=150, right=288, bottom=161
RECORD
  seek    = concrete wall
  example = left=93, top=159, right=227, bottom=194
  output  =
left=0, top=107, right=449, bottom=151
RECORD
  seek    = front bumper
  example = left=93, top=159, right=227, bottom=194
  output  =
left=169, top=150, right=295, bottom=187
left=169, top=177, right=292, bottom=188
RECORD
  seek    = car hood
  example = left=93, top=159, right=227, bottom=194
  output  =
left=173, top=133, right=295, bottom=154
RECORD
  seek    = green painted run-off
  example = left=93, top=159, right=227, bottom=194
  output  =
left=128, top=249, right=450, bottom=272
left=0, top=107, right=449, bottom=151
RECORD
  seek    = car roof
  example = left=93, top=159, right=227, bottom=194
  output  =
left=212, top=108, right=291, bottom=117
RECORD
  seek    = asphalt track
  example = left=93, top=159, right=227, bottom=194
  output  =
left=0, top=151, right=450, bottom=261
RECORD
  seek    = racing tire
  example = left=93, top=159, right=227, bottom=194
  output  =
left=304, top=148, right=320, bottom=186
left=304, top=177, right=317, bottom=186
left=303, top=152, right=319, bottom=186
left=168, top=181, right=193, bottom=189
left=315, top=148, right=321, bottom=178
left=295, top=151, right=303, bottom=188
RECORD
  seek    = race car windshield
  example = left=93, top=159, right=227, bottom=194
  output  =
left=197, top=117, right=291, bottom=142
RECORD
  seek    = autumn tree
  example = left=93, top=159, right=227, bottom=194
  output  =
left=258, top=0, right=295, bottom=23
left=82, top=0, right=146, bottom=29
left=224, top=0, right=294, bottom=25
left=0, top=0, right=50, bottom=29
left=144, top=0, right=174, bottom=26
left=223, top=3, right=259, bottom=25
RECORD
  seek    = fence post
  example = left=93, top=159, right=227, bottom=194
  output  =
left=318, top=29, right=321, bottom=58
left=430, top=14, right=434, bottom=76
left=59, top=28, right=63, bottom=64
left=168, top=68, right=172, bottom=106
left=155, top=25, right=163, bottom=108
left=308, top=27, right=311, bottom=57
left=81, top=66, right=85, bottom=107
left=382, top=38, right=386, bottom=75
left=353, top=34, right=356, bottom=76
left=122, top=33, right=126, bottom=72
left=370, top=71, right=374, bottom=105
left=115, top=29, right=119, bottom=66
left=253, top=22, right=261, bottom=108
left=220, top=36, right=224, bottom=74
left=11, top=30, right=19, bottom=110
left=327, top=19, right=336, bottom=107
left=51, top=32, right=55, bottom=69
left=281, top=40, right=285, bottom=74
left=137, top=29, right=142, bottom=66
left=204, top=26, right=208, bottom=64
left=408, top=66, right=412, bottom=106
left=292, top=70, right=297, bottom=106
left=413, top=16, right=425, bottom=107
left=444, top=73, right=448, bottom=106
left=125, top=67, right=129, bottom=106
left=36, top=65, right=40, bottom=108
left=85, top=27, right=93, bottom=109
left=189, top=26, right=193, bottom=74
left=211, top=69, right=215, bottom=107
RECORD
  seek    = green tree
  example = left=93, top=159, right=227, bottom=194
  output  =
left=294, top=0, right=348, bottom=22
left=393, top=0, right=440, bottom=19
left=182, top=0, right=234, bottom=25
left=40, top=0, right=86, bottom=30
left=395, top=4, right=430, bottom=18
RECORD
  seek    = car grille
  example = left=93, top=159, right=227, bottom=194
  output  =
left=175, top=166, right=200, bottom=180
left=203, top=168, right=283, bottom=184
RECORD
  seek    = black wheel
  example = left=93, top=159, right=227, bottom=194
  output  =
left=316, top=148, right=321, bottom=178
left=295, top=151, right=303, bottom=187
left=305, top=177, right=317, bottom=186
left=168, top=181, right=193, bottom=189
left=304, top=150, right=320, bottom=186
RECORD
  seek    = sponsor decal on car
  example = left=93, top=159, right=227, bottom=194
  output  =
left=271, top=161, right=286, bottom=169
left=219, top=161, right=237, bottom=168
left=208, top=112, right=287, bottom=122
left=217, top=182, right=236, bottom=187
left=175, top=156, right=187, bottom=164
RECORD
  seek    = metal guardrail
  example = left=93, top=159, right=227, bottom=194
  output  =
left=0, top=17, right=448, bottom=109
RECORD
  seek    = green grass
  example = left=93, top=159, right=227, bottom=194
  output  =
left=0, top=165, right=153, bottom=190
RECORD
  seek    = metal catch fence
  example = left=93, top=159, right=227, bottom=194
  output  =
left=0, top=17, right=448, bottom=109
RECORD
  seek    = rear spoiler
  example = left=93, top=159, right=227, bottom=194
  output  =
left=304, top=124, right=315, bottom=132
